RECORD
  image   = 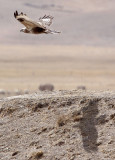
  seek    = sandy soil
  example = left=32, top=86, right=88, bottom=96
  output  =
left=0, top=90, right=115, bottom=160
left=0, top=45, right=115, bottom=92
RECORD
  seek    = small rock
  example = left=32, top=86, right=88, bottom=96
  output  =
left=12, top=151, right=19, bottom=156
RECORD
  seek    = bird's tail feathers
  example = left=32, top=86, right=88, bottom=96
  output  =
left=45, top=29, right=61, bottom=34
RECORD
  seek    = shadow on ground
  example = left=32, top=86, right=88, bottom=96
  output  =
left=78, top=99, right=106, bottom=152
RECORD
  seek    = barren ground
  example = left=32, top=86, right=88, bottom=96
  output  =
left=0, top=90, right=115, bottom=160
left=0, top=45, right=115, bottom=92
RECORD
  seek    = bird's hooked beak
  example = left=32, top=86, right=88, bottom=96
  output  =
left=20, top=29, right=23, bottom=32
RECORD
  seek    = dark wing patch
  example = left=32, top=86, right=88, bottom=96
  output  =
left=17, top=18, right=24, bottom=22
left=39, top=15, right=54, bottom=20
left=14, top=10, right=18, bottom=18
left=14, top=11, right=26, bottom=18
left=32, top=27, right=46, bottom=33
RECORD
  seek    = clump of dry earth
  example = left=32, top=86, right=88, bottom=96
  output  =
left=0, top=90, right=115, bottom=160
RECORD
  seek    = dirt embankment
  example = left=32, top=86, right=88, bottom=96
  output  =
left=0, top=91, right=115, bottom=160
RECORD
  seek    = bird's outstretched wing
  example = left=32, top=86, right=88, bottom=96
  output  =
left=39, top=15, right=54, bottom=26
left=14, top=11, right=46, bottom=30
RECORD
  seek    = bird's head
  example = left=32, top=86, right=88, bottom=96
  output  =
left=20, top=28, right=26, bottom=32
left=20, top=28, right=30, bottom=33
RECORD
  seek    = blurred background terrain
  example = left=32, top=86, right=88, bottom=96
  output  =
left=0, top=0, right=115, bottom=96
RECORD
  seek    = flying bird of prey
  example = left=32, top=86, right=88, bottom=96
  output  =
left=14, top=11, right=60, bottom=34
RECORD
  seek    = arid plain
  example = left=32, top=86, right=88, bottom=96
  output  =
left=0, top=45, right=115, bottom=92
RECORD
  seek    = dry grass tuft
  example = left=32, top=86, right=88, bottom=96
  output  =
left=32, top=103, right=49, bottom=112
left=72, top=111, right=83, bottom=122
left=39, top=84, right=54, bottom=91
left=57, top=111, right=83, bottom=127
left=0, top=107, right=16, bottom=117
left=28, top=151, right=43, bottom=160
left=73, top=114, right=83, bottom=122
left=57, top=115, right=69, bottom=127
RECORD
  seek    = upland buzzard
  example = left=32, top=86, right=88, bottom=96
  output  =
left=14, top=11, right=60, bottom=34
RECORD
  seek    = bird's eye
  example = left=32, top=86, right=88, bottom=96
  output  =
left=18, top=18, right=24, bottom=22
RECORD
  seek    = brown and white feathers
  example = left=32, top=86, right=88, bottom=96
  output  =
left=14, top=11, right=60, bottom=34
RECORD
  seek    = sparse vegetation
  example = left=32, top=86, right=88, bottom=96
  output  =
left=0, top=46, right=115, bottom=92
left=32, top=102, right=49, bottom=112
left=28, top=151, right=43, bottom=160
left=71, top=110, right=83, bottom=121
left=0, top=106, right=16, bottom=117
left=39, top=84, right=54, bottom=91
left=0, top=91, right=115, bottom=160
left=57, top=115, right=67, bottom=126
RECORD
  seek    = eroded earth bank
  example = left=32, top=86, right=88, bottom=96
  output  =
left=0, top=91, right=115, bottom=160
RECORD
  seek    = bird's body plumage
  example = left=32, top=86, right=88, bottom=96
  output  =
left=14, top=11, right=60, bottom=34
